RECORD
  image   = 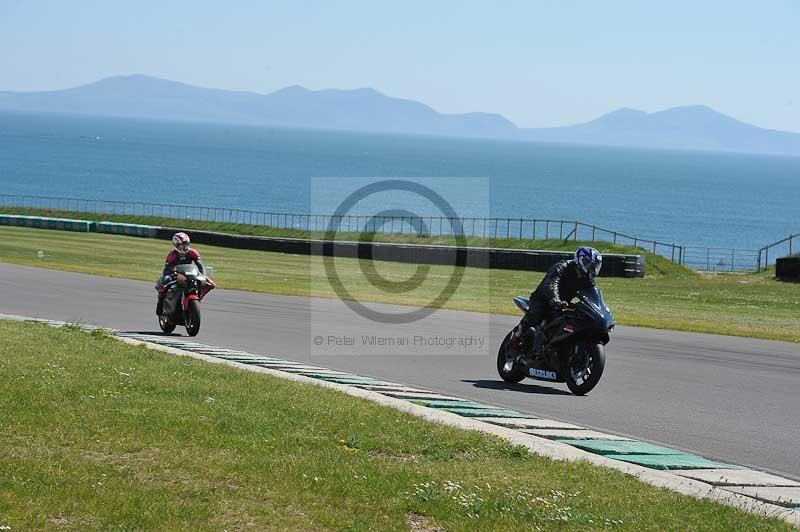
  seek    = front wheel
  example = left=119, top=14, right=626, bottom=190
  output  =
left=497, top=331, right=526, bottom=383
left=565, top=342, right=605, bottom=395
left=158, top=313, right=176, bottom=334
left=185, top=299, right=201, bottom=337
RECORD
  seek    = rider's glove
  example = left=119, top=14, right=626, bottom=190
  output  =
left=552, top=300, right=569, bottom=311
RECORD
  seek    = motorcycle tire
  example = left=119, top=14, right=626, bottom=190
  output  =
left=158, top=313, right=176, bottom=334
left=497, top=331, right=526, bottom=383
left=185, top=299, right=201, bottom=337
left=565, top=342, right=605, bottom=396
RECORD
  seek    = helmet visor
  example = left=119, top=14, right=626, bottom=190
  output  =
left=579, top=255, right=602, bottom=277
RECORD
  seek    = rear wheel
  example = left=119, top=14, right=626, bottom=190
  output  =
left=565, top=342, right=605, bottom=395
left=185, top=300, right=201, bottom=337
left=497, top=331, right=526, bottom=383
left=158, top=313, right=175, bottom=334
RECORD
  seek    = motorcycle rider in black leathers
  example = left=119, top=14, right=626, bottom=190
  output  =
left=511, top=246, right=603, bottom=353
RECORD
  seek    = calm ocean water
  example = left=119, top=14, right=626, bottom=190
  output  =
left=1, top=111, right=798, bottom=250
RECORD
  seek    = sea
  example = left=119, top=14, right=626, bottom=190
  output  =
left=1, top=111, right=799, bottom=250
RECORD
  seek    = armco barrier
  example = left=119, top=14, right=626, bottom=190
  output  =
left=95, top=221, right=159, bottom=238
left=776, top=256, right=800, bottom=282
left=157, top=227, right=645, bottom=277
left=0, top=214, right=93, bottom=232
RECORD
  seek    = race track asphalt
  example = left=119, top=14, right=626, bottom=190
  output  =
left=2, top=262, right=798, bottom=481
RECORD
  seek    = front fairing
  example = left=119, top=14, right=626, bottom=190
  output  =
left=547, top=287, right=614, bottom=345
left=577, top=287, right=615, bottom=330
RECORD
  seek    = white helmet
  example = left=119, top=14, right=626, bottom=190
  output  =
left=172, top=232, right=190, bottom=255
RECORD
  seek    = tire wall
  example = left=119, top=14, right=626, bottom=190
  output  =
left=776, top=257, right=800, bottom=282
left=0, top=214, right=93, bottom=232
left=0, top=215, right=644, bottom=277
left=157, top=227, right=645, bottom=278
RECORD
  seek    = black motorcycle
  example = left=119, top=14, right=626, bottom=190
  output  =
left=158, top=264, right=215, bottom=337
left=497, top=287, right=614, bottom=395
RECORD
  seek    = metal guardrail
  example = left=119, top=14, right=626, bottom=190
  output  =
left=680, top=246, right=760, bottom=273
left=756, top=233, right=798, bottom=272
left=0, top=193, right=795, bottom=272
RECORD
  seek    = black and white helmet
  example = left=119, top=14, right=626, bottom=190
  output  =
left=575, top=246, right=602, bottom=279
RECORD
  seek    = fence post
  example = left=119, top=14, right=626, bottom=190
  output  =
left=790, top=235, right=794, bottom=255
left=519, top=219, right=523, bottom=240
left=613, top=232, right=617, bottom=245
left=731, top=249, right=735, bottom=272
left=706, top=248, right=710, bottom=271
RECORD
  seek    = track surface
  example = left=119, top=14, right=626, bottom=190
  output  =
left=2, top=262, right=799, bottom=480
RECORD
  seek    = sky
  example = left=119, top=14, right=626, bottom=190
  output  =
left=1, top=0, right=799, bottom=131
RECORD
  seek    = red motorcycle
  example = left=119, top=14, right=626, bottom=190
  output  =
left=158, top=264, right=215, bottom=336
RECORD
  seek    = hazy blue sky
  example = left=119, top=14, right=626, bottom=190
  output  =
left=1, top=0, right=798, bottom=131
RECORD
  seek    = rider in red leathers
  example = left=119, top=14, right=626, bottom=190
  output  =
left=155, top=232, right=205, bottom=316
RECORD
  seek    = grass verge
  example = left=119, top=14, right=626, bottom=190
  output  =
left=1, top=225, right=799, bottom=342
left=0, top=320, right=792, bottom=530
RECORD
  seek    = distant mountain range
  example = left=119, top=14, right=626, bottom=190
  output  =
left=521, top=106, right=800, bottom=156
left=2, top=74, right=799, bottom=157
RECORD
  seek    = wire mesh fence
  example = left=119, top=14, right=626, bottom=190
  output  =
left=0, top=193, right=794, bottom=272
left=680, top=247, right=760, bottom=272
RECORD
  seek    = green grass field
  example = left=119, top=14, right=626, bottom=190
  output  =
left=0, top=320, right=791, bottom=530
left=1, top=225, right=798, bottom=342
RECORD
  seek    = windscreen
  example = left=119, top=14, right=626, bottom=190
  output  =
left=175, top=264, right=200, bottom=277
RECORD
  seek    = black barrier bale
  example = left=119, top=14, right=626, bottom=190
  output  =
left=156, top=227, right=645, bottom=278
left=776, top=257, right=800, bottom=282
